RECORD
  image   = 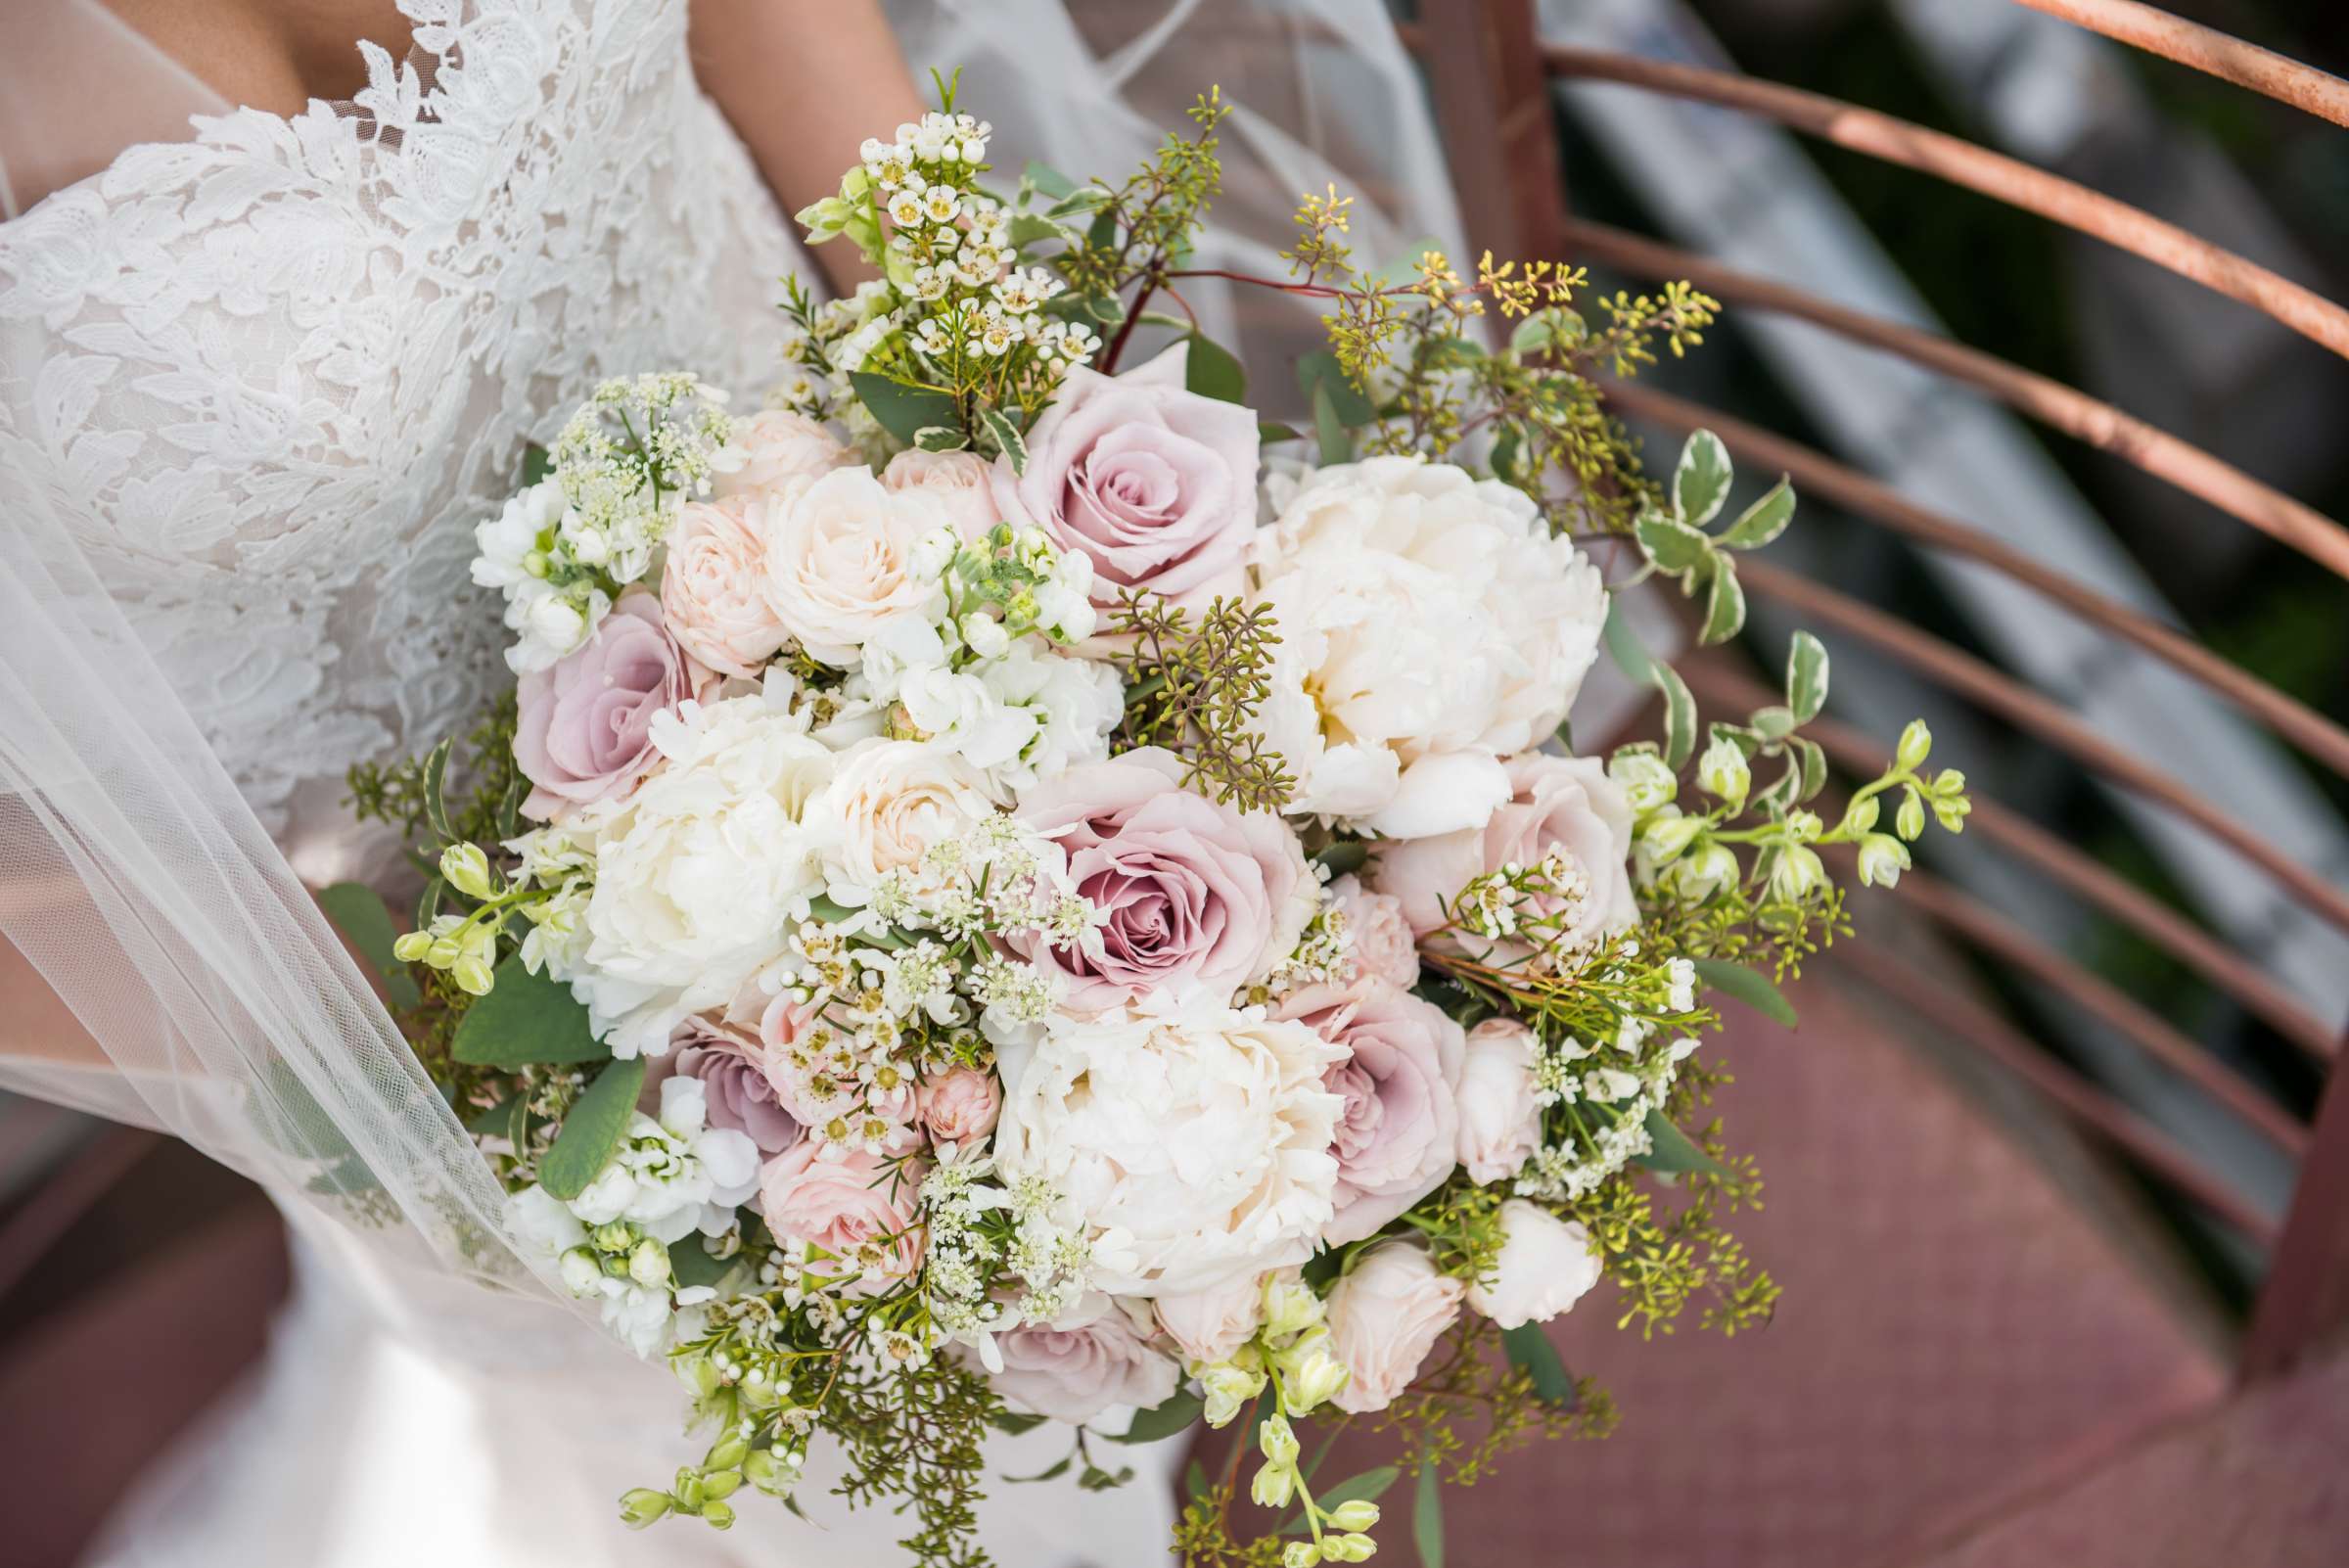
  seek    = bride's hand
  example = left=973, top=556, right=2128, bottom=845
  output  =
left=690, top=0, right=932, bottom=296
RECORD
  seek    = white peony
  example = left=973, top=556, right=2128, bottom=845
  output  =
left=992, top=999, right=1347, bottom=1297
left=579, top=693, right=840, bottom=1055
left=1465, top=1199, right=1604, bottom=1329
left=567, top=1077, right=762, bottom=1244
left=1247, top=456, right=1607, bottom=839
left=763, top=465, right=957, bottom=665
left=822, top=735, right=1002, bottom=900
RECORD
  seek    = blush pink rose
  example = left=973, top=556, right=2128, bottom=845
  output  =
left=881, top=447, right=1000, bottom=536
left=1153, top=1270, right=1266, bottom=1365
left=990, top=342, right=1259, bottom=611
left=668, top=1017, right=802, bottom=1156
left=759, top=1142, right=925, bottom=1295
left=918, top=1065, right=1001, bottom=1145
left=1274, top=979, right=1465, bottom=1246
left=1371, top=753, right=1637, bottom=961
left=662, top=495, right=790, bottom=676
left=1004, top=747, right=1315, bottom=1010
left=1325, top=1240, right=1463, bottom=1414
left=1328, top=874, right=1419, bottom=990
left=715, top=408, right=850, bottom=501
left=1455, top=1019, right=1542, bottom=1185
left=513, top=593, right=706, bottom=822
left=987, top=1295, right=1180, bottom=1423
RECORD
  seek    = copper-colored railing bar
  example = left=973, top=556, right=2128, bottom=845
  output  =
left=1561, top=218, right=2349, bottom=583
left=1890, top=870, right=2309, bottom=1155
left=2014, top=0, right=2349, bottom=130
left=1414, top=1, right=1570, bottom=267
left=1680, top=659, right=2339, bottom=1060
left=2242, top=1033, right=2349, bottom=1378
left=1603, top=379, right=2349, bottom=780
left=1541, top=46, right=2349, bottom=361
left=1725, top=556, right=2349, bottom=935
left=1834, top=939, right=2280, bottom=1245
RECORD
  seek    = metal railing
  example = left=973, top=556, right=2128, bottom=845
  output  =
left=1401, top=0, right=2349, bottom=1384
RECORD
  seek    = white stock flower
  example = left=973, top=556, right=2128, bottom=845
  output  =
left=578, top=695, right=840, bottom=1055
left=992, top=1000, right=1346, bottom=1297
left=1248, top=457, right=1606, bottom=839
left=568, top=1078, right=761, bottom=1244
left=1465, top=1199, right=1604, bottom=1329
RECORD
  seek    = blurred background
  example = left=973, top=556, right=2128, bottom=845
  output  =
left=5, top=1, right=2345, bottom=1563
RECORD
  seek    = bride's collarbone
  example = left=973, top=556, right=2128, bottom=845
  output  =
left=100, top=0, right=420, bottom=118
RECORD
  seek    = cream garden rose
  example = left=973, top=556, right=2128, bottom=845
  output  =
left=1454, top=1019, right=1543, bottom=1184
left=821, top=734, right=1001, bottom=899
left=1248, top=457, right=1608, bottom=839
left=715, top=407, right=850, bottom=500
left=1466, top=1199, right=1604, bottom=1329
left=763, top=465, right=959, bottom=665
left=662, top=495, right=790, bottom=676
left=880, top=447, right=1000, bottom=535
left=991, top=999, right=1346, bottom=1296
left=1325, top=1241, right=1463, bottom=1414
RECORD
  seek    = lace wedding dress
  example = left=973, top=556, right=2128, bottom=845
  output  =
left=0, top=3, right=1459, bottom=1562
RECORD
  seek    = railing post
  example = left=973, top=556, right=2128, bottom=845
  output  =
left=2242, top=1038, right=2349, bottom=1379
left=1416, top=0, right=1570, bottom=263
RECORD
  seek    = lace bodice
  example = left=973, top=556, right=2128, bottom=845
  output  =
left=0, top=0, right=806, bottom=887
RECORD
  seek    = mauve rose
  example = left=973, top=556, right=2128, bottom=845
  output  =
left=1153, top=1270, right=1265, bottom=1365
left=513, top=593, right=704, bottom=822
left=918, top=1065, right=1001, bottom=1144
left=1274, top=979, right=1465, bottom=1246
left=1004, top=747, right=1315, bottom=1010
left=714, top=408, right=850, bottom=501
left=988, top=1295, right=1180, bottom=1423
left=760, top=1141, right=925, bottom=1296
left=1455, top=1019, right=1542, bottom=1185
left=881, top=447, right=1000, bottom=536
left=1325, top=1241, right=1463, bottom=1414
left=1328, top=874, right=1419, bottom=990
left=991, top=342, right=1259, bottom=611
left=668, top=1018, right=801, bottom=1155
left=662, top=495, right=789, bottom=676
left=1371, top=752, right=1637, bottom=961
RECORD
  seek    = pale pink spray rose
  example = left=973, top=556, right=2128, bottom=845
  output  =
left=1455, top=1019, right=1543, bottom=1185
left=990, top=342, right=1259, bottom=611
left=1325, top=1241, right=1463, bottom=1414
left=759, top=1141, right=926, bottom=1296
left=1153, top=1270, right=1267, bottom=1366
left=667, top=1018, right=802, bottom=1156
left=1273, top=979, right=1466, bottom=1246
left=1005, top=747, right=1315, bottom=1010
left=1328, top=874, right=1420, bottom=990
left=513, top=592, right=706, bottom=821
left=1371, top=752, right=1638, bottom=960
left=988, top=1295, right=1180, bottom=1423
left=1467, top=1200, right=1603, bottom=1329
left=662, top=495, right=791, bottom=676
left=918, top=1065, right=1001, bottom=1145
left=714, top=407, right=850, bottom=500
left=881, top=447, right=1001, bottom=536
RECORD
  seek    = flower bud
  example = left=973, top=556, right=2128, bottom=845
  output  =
left=1669, top=841, right=1739, bottom=903
left=1895, top=790, right=1927, bottom=842
left=1200, top=1361, right=1267, bottom=1428
left=1856, top=833, right=1911, bottom=889
left=1252, top=1459, right=1297, bottom=1510
left=959, top=612, right=1010, bottom=660
left=1328, top=1533, right=1377, bottom=1561
left=741, top=1449, right=783, bottom=1493
left=1766, top=845, right=1826, bottom=904
left=706, top=1435, right=751, bottom=1472
left=1282, top=1542, right=1322, bottom=1568
left=700, top=1469, right=743, bottom=1501
left=392, top=931, right=434, bottom=963
left=451, top=955, right=495, bottom=996
left=1259, top=1412, right=1300, bottom=1467
left=1839, top=796, right=1880, bottom=836
left=628, top=1237, right=673, bottom=1289
left=1327, top=1499, right=1382, bottom=1532
left=699, top=1499, right=735, bottom=1530
left=1639, top=812, right=1703, bottom=865
left=439, top=842, right=494, bottom=899
left=1697, top=737, right=1750, bottom=807
left=1896, top=718, right=1933, bottom=771
left=1261, top=1275, right=1323, bottom=1342
left=618, top=1489, right=672, bottom=1529
left=1607, top=749, right=1678, bottom=812
left=1274, top=1329, right=1351, bottom=1414
left=559, top=1246, right=602, bottom=1297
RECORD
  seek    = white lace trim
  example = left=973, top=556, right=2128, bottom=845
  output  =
left=0, top=0, right=806, bottom=883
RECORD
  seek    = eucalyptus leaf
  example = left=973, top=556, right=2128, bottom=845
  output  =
left=1700, top=554, right=1747, bottom=644
left=850, top=371, right=959, bottom=447
left=1313, top=383, right=1351, bottom=467
left=1313, top=841, right=1370, bottom=877
left=990, top=1409, right=1048, bottom=1436
left=1023, top=161, right=1078, bottom=199
left=1719, top=477, right=1795, bottom=550
left=1786, top=629, right=1830, bottom=722
left=318, top=881, right=422, bottom=1009
left=1004, top=1454, right=1074, bottom=1485
left=1490, top=424, right=1525, bottom=486
left=452, top=955, right=609, bottom=1068
left=1181, top=334, right=1248, bottom=405
left=1258, top=420, right=1302, bottom=444
left=538, top=1055, right=647, bottom=1201
left=1098, top=1389, right=1203, bottom=1445
left=1007, top=212, right=1072, bottom=250
left=1690, top=957, right=1798, bottom=1028
left=1636, top=1108, right=1729, bottom=1176
left=1499, top=1321, right=1575, bottom=1407
left=1184, top=1460, right=1212, bottom=1501
left=1295, top=348, right=1374, bottom=426
left=1414, top=1462, right=1446, bottom=1568
left=1085, top=207, right=1117, bottom=252
left=668, top=1235, right=738, bottom=1290
left=520, top=441, right=554, bottom=488
left=1674, top=429, right=1733, bottom=526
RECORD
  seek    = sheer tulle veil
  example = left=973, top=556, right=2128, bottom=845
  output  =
left=0, top=0, right=1460, bottom=1346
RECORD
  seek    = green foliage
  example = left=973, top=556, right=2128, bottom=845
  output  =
left=451, top=955, right=607, bottom=1068
left=317, top=881, right=423, bottom=1009
left=1632, top=431, right=1799, bottom=646
left=1113, top=591, right=1297, bottom=812
left=1687, top=958, right=1797, bottom=1029
left=538, top=1056, right=646, bottom=1200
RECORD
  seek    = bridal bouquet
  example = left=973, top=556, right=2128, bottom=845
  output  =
left=337, top=78, right=1967, bottom=1567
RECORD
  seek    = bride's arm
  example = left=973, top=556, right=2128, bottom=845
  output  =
left=689, top=0, right=930, bottom=295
